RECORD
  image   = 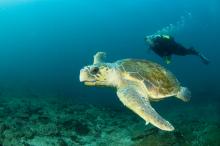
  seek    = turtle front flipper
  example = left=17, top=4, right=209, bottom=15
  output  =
left=117, top=86, right=174, bottom=131
left=93, top=52, right=106, bottom=64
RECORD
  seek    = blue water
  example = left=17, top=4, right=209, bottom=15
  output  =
left=0, top=0, right=219, bottom=106
left=0, top=1, right=220, bottom=145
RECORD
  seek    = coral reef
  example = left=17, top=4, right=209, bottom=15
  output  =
left=0, top=96, right=219, bottom=146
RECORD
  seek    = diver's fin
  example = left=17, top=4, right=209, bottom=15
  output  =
left=188, top=47, right=210, bottom=65
left=198, top=53, right=210, bottom=65
left=117, top=86, right=174, bottom=131
left=177, top=87, right=191, bottom=102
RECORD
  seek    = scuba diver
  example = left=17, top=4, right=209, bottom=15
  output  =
left=145, top=34, right=210, bottom=65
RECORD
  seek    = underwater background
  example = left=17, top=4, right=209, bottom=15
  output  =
left=0, top=0, right=219, bottom=145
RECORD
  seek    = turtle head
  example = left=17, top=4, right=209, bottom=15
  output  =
left=79, top=63, right=113, bottom=86
left=80, top=52, right=117, bottom=87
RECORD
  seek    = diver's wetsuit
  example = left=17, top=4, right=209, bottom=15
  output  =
left=147, top=35, right=209, bottom=64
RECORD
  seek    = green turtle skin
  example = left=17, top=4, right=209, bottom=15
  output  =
left=80, top=52, right=191, bottom=131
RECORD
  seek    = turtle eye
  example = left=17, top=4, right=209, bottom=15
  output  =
left=90, top=67, right=99, bottom=75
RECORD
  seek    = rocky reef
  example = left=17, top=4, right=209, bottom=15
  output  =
left=0, top=96, right=219, bottom=146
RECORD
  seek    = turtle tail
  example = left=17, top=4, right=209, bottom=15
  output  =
left=176, top=87, right=191, bottom=102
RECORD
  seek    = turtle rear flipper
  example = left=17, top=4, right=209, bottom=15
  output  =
left=117, top=86, right=175, bottom=131
left=177, top=87, right=191, bottom=102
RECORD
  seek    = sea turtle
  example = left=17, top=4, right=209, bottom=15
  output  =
left=79, top=52, right=191, bottom=131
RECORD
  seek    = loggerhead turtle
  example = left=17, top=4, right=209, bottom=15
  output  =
left=79, top=52, right=191, bottom=131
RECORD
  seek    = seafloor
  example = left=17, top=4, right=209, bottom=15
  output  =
left=0, top=94, right=219, bottom=146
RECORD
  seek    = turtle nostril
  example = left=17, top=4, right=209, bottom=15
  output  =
left=91, top=67, right=99, bottom=74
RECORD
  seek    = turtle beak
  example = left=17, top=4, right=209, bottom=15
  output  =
left=79, top=68, right=97, bottom=86
left=79, top=68, right=89, bottom=82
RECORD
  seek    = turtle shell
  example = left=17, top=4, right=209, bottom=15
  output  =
left=116, top=59, right=180, bottom=97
